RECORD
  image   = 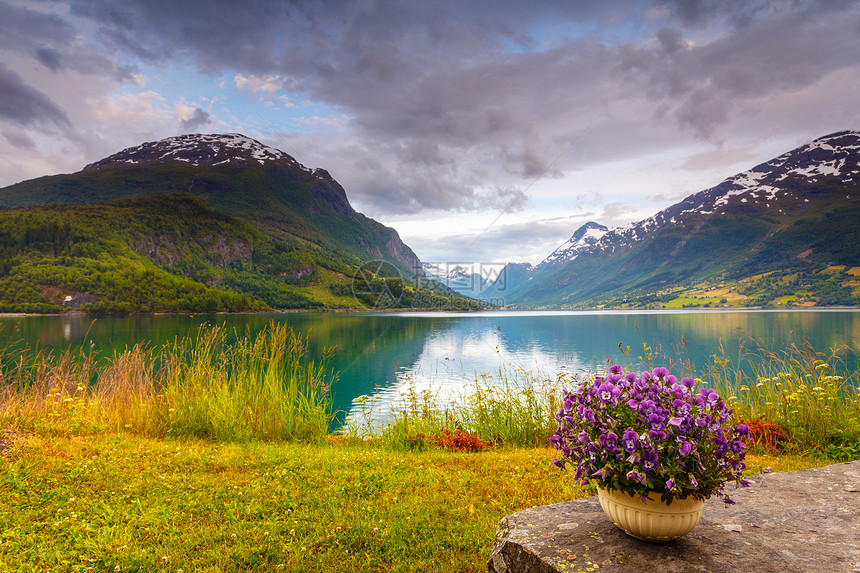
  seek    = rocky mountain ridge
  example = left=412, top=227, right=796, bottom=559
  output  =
left=540, top=130, right=860, bottom=270
left=0, top=133, right=445, bottom=312
left=489, top=130, right=860, bottom=307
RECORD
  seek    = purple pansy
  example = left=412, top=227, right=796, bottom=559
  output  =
left=622, top=429, right=639, bottom=453
left=652, top=367, right=670, bottom=378
left=550, top=364, right=749, bottom=505
left=599, top=431, right=619, bottom=452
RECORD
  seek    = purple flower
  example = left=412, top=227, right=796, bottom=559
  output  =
left=550, top=364, right=748, bottom=500
left=599, top=431, right=619, bottom=452
left=587, top=443, right=600, bottom=462
left=648, top=429, right=667, bottom=442
left=597, top=382, right=620, bottom=403
left=622, top=429, right=639, bottom=453
left=639, top=399, right=658, bottom=417
left=672, top=398, right=692, bottom=416
left=700, top=388, right=720, bottom=408
left=642, top=449, right=659, bottom=472
left=647, top=413, right=665, bottom=431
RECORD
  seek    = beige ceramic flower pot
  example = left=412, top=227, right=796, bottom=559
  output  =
left=596, top=486, right=705, bottom=542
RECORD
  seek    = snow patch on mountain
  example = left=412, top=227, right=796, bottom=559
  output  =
left=539, top=222, right=610, bottom=268
left=84, top=133, right=315, bottom=172
left=533, top=130, right=860, bottom=269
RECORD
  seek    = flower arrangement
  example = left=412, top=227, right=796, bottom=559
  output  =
left=550, top=365, right=751, bottom=504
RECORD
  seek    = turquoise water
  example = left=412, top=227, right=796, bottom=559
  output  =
left=2, top=309, right=858, bottom=426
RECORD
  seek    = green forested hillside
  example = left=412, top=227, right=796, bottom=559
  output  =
left=498, top=132, right=860, bottom=309
left=0, top=162, right=419, bottom=275
left=0, top=134, right=487, bottom=313
left=0, top=194, right=478, bottom=313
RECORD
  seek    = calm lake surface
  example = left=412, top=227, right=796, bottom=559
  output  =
left=2, top=310, right=858, bottom=427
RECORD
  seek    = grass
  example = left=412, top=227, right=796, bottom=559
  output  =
left=0, top=323, right=334, bottom=444
left=0, top=432, right=834, bottom=573
left=346, top=368, right=565, bottom=450
left=700, top=338, right=860, bottom=460
left=0, top=324, right=858, bottom=571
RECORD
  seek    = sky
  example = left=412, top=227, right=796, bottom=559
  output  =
left=1, top=0, right=859, bottom=267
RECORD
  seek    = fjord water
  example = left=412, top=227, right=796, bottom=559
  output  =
left=2, top=310, right=858, bottom=427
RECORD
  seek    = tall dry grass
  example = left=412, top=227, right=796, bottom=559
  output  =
left=0, top=323, right=334, bottom=443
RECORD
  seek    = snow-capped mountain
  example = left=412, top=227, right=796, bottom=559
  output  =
left=501, top=130, right=860, bottom=306
left=422, top=262, right=488, bottom=297
left=0, top=132, right=423, bottom=281
left=85, top=133, right=311, bottom=171
left=539, top=221, right=609, bottom=268
left=537, top=130, right=860, bottom=269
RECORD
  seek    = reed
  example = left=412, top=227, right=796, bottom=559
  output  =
left=3, top=323, right=858, bottom=458
left=0, top=323, right=335, bottom=443
left=701, top=338, right=860, bottom=459
left=347, top=366, right=568, bottom=449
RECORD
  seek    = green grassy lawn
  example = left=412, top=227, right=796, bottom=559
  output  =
left=0, top=433, right=834, bottom=573
left=1, top=324, right=856, bottom=572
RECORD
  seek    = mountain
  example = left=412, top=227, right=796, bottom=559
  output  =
left=0, top=133, right=480, bottom=313
left=421, top=263, right=488, bottom=298
left=478, top=262, right=533, bottom=303
left=537, top=222, right=609, bottom=268
left=499, top=130, right=860, bottom=308
left=1, top=133, right=420, bottom=273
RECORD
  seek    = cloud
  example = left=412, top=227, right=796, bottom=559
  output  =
left=234, top=73, right=295, bottom=94
left=408, top=214, right=592, bottom=264
left=2, top=0, right=860, bottom=251
left=35, top=47, right=62, bottom=72
left=178, top=107, right=211, bottom=132
left=0, top=63, right=70, bottom=128
left=94, top=90, right=168, bottom=126
left=1, top=128, right=36, bottom=150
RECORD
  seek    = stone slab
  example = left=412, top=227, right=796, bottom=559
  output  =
left=487, top=461, right=860, bottom=573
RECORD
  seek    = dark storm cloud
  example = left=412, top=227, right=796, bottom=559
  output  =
left=0, top=1, right=136, bottom=79
left=35, top=47, right=62, bottom=72
left=2, top=129, right=36, bottom=150
left=617, top=2, right=860, bottom=138
left=179, top=108, right=211, bottom=132
left=0, top=1, right=76, bottom=51
left=25, top=0, right=860, bottom=214
left=0, top=63, right=70, bottom=128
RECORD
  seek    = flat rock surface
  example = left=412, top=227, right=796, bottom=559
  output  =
left=487, top=461, right=860, bottom=573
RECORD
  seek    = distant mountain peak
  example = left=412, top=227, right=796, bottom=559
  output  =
left=535, top=129, right=860, bottom=270
left=539, top=221, right=609, bottom=268
left=83, top=133, right=308, bottom=171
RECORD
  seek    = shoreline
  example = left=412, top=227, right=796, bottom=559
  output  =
left=3, top=305, right=860, bottom=319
